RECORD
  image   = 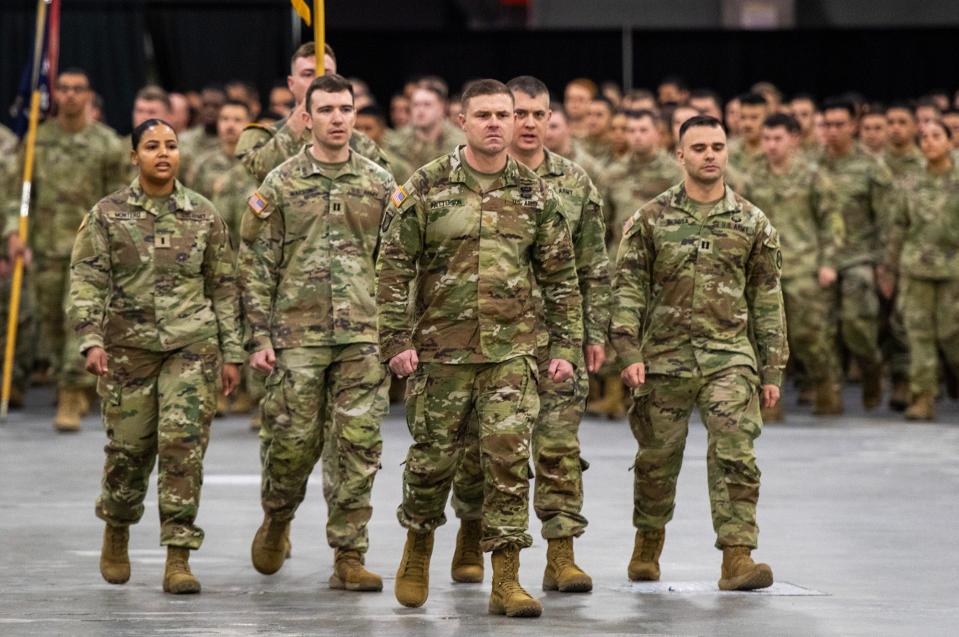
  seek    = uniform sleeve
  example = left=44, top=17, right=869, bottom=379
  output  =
left=351, top=130, right=393, bottom=176
left=883, top=194, right=910, bottom=273
left=103, top=133, right=129, bottom=195
left=66, top=207, right=111, bottom=354
left=746, top=218, right=789, bottom=387
left=532, top=192, right=584, bottom=364
left=237, top=177, right=284, bottom=352
left=236, top=124, right=301, bottom=182
left=575, top=182, right=611, bottom=345
left=202, top=212, right=245, bottom=364
left=812, top=169, right=845, bottom=270
left=870, top=160, right=905, bottom=255
left=375, top=181, right=422, bottom=361
left=609, top=211, right=653, bottom=368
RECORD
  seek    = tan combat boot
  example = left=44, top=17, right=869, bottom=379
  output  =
left=329, top=548, right=382, bottom=591
left=542, top=537, right=592, bottom=592
left=53, top=389, right=83, bottom=432
left=717, top=546, right=773, bottom=591
left=230, top=389, right=255, bottom=414
left=249, top=409, right=262, bottom=431
left=489, top=545, right=542, bottom=618
left=861, top=364, right=883, bottom=410
left=761, top=401, right=784, bottom=423
left=99, top=524, right=130, bottom=584
left=628, top=528, right=665, bottom=581
left=904, top=392, right=936, bottom=421
left=889, top=381, right=910, bottom=412
left=163, top=547, right=201, bottom=594
left=215, top=393, right=228, bottom=416
left=451, top=519, right=484, bottom=583
left=812, top=381, right=844, bottom=416
left=250, top=515, right=290, bottom=575
left=395, top=530, right=433, bottom=608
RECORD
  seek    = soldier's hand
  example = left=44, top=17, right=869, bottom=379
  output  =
left=7, top=233, right=32, bottom=267
left=818, top=266, right=837, bottom=287
left=585, top=344, right=606, bottom=373
left=389, top=349, right=419, bottom=378
left=84, top=347, right=109, bottom=376
left=548, top=358, right=574, bottom=382
left=287, top=100, right=308, bottom=135
left=621, top=362, right=646, bottom=388
left=250, top=347, right=276, bottom=373
left=761, top=384, right=781, bottom=408
left=221, top=363, right=240, bottom=396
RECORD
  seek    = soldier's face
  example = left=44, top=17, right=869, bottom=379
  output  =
left=132, top=98, right=170, bottom=129
left=55, top=73, right=91, bottom=117
left=459, top=93, right=514, bottom=156
left=217, top=104, right=249, bottom=146
left=390, top=95, right=410, bottom=127
left=288, top=56, right=319, bottom=104
left=678, top=125, right=727, bottom=185
left=724, top=98, right=741, bottom=135
left=511, top=90, right=549, bottom=154
left=942, top=113, right=959, bottom=148
left=133, top=124, right=179, bottom=183
left=411, top=89, right=445, bottom=130
left=544, top=111, right=570, bottom=152
left=200, top=89, right=225, bottom=126
left=886, top=108, right=917, bottom=146
left=610, top=113, right=628, bottom=150
left=658, top=83, right=683, bottom=105
left=739, top=104, right=767, bottom=142
left=761, top=126, right=795, bottom=164
left=306, top=89, right=355, bottom=151
left=920, top=124, right=951, bottom=161
left=790, top=99, right=815, bottom=133
left=355, top=113, right=384, bottom=142
left=586, top=101, right=612, bottom=136
left=823, top=108, right=856, bottom=151
left=690, top=97, right=721, bottom=120
left=916, top=105, right=939, bottom=128
left=564, top=85, right=591, bottom=120
left=269, top=86, right=294, bottom=117
left=859, top=115, right=888, bottom=153
left=626, top=115, right=660, bottom=155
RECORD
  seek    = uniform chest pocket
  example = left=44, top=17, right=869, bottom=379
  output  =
left=165, top=220, right=209, bottom=274
left=110, top=219, right=152, bottom=270
left=497, top=201, right=538, bottom=246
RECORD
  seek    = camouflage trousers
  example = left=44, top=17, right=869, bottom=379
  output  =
left=782, top=275, right=841, bottom=385
left=898, top=276, right=959, bottom=395
left=629, top=366, right=763, bottom=549
left=95, top=338, right=220, bottom=549
left=881, top=294, right=911, bottom=383
left=34, top=255, right=94, bottom=389
left=259, top=343, right=387, bottom=553
left=0, top=272, right=37, bottom=392
left=837, top=264, right=883, bottom=369
left=451, top=350, right=590, bottom=539
left=397, top=357, right=539, bottom=552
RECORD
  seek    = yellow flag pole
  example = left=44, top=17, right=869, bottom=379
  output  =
left=314, top=0, right=325, bottom=75
left=2, top=0, right=50, bottom=422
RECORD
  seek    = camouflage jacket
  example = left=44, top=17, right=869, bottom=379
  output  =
left=235, top=116, right=391, bottom=182
left=238, top=147, right=395, bottom=352
left=886, top=162, right=959, bottom=280
left=740, top=158, right=844, bottom=278
left=601, top=150, right=683, bottom=259
left=818, top=145, right=901, bottom=269
left=177, top=127, right=221, bottom=186
left=562, top=140, right=606, bottom=185
left=883, top=145, right=925, bottom=188
left=727, top=137, right=765, bottom=178
left=7, top=120, right=126, bottom=258
left=376, top=147, right=584, bottom=365
left=610, top=183, right=788, bottom=386
left=67, top=179, right=244, bottom=362
left=384, top=120, right=464, bottom=172
left=535, top=149, right=611, bottom=346
left=189, top=147, right=258, bottom=246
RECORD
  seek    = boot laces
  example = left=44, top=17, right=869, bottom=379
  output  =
left=401, top=535, right=429, bottom=578
left=639, top=531, right=662, bottom=562
left=108, top=527, right=126, bottom=554
left=551, top=538, right=574, bottom=570
left=462, top=524, right=483, bottom=562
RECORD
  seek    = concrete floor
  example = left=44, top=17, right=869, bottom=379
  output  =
left=1, top=386, right=957, bottom=636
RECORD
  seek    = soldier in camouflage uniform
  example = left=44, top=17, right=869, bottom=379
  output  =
left=611, top=116, right=786, bottom=591
left=741, top=113, right=845, bottom=418
left=67, top=119, right=243, bottom=594
left=727, top=93, right=768, bottom=180
left=377, top=80, right=583, bottom=617
left=235, top=42, right=391, bottom=183
left=880, top=121, right=959, bottom=421
left=818, top=99, right=902, bottom=409
left=384, top=79, right=464, bottom=172
left=6, top=69, right=126, bottom=430
left=543, top=103, right=605, bottom=184
left=238, top=75, right=391, bottom=592
left=177, top=85, right=225, bottom=185
left=448, top=76, right=610, bottom=594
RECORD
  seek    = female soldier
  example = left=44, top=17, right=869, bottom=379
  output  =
left=880, top=120, right=959, bottom=420
left=67, top=118, right=244, bottom=593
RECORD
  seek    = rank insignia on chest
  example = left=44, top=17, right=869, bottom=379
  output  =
left=247, top=191, right=269, bottom=218
left=155, top=234, right=172, bottom=249
left=700, top=240, right=712, bottom=250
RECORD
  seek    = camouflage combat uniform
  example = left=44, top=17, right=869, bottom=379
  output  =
left=376, top=147, right=583, bottom=552
left=741, top=158, right=844, bottom=387
left=450, top=149, right=611, bottom=540
left=238, top=147, right=393, bottom=553
left=885, top=163, right=959, bottom=395
left=727, top=138, right=765, bottom=180
left=610, top=183, right=787, bottom=549
left=67, top=179, right=244, bottom=548
left=177, top=127, right=221, bottom=188
left=384, top=120, right=464, bottom=173
left=7, top=119, right=126, bottom=390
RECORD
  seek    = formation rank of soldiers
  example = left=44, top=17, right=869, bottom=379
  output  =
left=2, top=40, right=958, bottom=616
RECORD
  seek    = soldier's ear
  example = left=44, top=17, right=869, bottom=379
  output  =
left=129, top=149, right=139, bottom=167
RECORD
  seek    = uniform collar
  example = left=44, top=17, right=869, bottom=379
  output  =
left=448, top=145, right=521, bottom=192
left=539, top=148, right=566, bottom=177
left=670, top=182, right=741, bottom=218
left=297, top=145, right=360, bottom=179
left=127, top=178, right=194, bottom=216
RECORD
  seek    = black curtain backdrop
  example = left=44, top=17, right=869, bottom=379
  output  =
left=2, top=0, right=958, bottom=133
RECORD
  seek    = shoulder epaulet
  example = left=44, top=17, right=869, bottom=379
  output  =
left=243, top=122, right=273, bottom=133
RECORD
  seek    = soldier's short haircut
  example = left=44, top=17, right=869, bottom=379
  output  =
left=885, top=101, right=915, bottom=116
left=507, top=75, right=549, bottom=99
left=821, top=97, right=857, bottom=119
left=592, top=95, right=614, bottom=114
left=678, top=114, right=725, bottom=141
left=925, top=118, right=952, bottom=139
left=131, top=118, right=176, bottom=150
left=135, top=85, right=171, bottom=111
left=626, top=88, right=655, bottom=101
left=763, top=112, right=801, bottom=134
left=358, top=104, right=386, bottom=123
left=305, top=73, right=354, bottom=112
left=690, top=88, right=720, bottom=104
left=460, top=79, right=514, bottom=110
left=549, top=101, right=567, bottom=118
left=790, top=93, right=817, bottom=107
left=861, top=103, right=886, bottom=119
left=915, top=97, right=942, bottom=113
left=58, top=67, right=90, bottom=84
left=220, top=98, right=251, bottom=115
left=566, top=78, right=597, bottom=97
left=627, top=108, right=659, bottom=124
left=201, top=83, right=225, bottom=96
left=291, top=41, right=336, bottom=70
left=739, top=92, right=768, bottom=108
left=659, top=75, right=687, bottom=91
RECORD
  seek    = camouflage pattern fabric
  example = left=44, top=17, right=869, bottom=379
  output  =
left=188, top=147, right=258, bottom=246
left=383, top=120, right=464, bottom=173
left=177, top=127, right=221, bottom=187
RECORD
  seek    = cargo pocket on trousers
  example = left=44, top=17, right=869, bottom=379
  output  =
left=404, top=368, right=429, bottom=443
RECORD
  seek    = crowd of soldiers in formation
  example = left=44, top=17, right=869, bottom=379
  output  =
left=1, top=39, right=957, bottom=616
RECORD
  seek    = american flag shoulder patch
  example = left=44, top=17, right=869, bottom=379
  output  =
left=390, top=186, right=410, bottom=208
left=248, top=191, right=269, bottom=218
